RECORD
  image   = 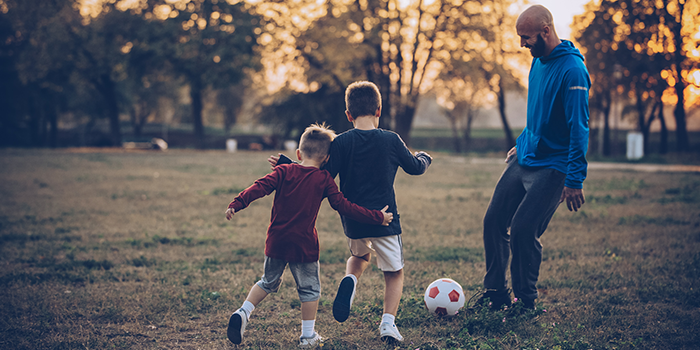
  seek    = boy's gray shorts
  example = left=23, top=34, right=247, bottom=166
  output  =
left=256, top=256, right=321, bottom=302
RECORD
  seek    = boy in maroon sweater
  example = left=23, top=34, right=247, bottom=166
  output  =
left=225, top=123, right=393, bottom=348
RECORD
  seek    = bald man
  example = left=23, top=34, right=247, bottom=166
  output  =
left=477, top=5, right=591, bottom=310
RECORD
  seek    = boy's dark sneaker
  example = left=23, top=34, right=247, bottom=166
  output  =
left=332, top=275, right=356, bottom=322
left=475, top=289, right=512, bottom=310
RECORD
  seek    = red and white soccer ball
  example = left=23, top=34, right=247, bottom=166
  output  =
left=423, top=278, right=466, bottom=316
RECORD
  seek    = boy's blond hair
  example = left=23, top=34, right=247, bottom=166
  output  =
left=299, top=123, right=336, bottom=160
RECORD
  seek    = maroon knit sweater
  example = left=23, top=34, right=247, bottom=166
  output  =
left=228, top=163, right=384, bottom=262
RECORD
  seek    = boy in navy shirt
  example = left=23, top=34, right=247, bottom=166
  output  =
left=270, top=81, right=432, bottom=342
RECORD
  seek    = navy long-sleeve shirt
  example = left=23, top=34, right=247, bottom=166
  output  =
left=324, top=128, right=431, bottom=239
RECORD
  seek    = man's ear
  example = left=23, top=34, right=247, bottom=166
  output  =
left=345, top=110, right=354, bottom=122
left=296, top=149, right=302, bottom=161
left=375, top=107, right=381, bottom=118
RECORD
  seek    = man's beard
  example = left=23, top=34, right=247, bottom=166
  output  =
left=528, top=33, right=546, bottom=57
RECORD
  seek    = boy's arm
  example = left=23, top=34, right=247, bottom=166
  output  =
left=267, top=153, right=295, bottom=169
left=227, top=167, right=281, bottom=212
left=322, top=139, right=340, bottom=178
left=395, top=134, right=432, bottom=175
left=324, top=176, right=392, bottom=225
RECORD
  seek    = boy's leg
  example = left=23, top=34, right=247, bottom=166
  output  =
left=228, top=256, right=285, bottom=344
left=382, top=269, right=403, bottom=316
left=372, top=235, right=404, bottom=342
left=228, top=284, right=268, bottom=344
left=288, top=261, right=323, bottom=348
left=246, top=284, right=269, bottom=306
left=334, top=238, right=373, bottom=322
left=346, top=253, right=371, bottom=278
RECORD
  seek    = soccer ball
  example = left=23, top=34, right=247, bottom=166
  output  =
left=423, top=278, right=465, bottom=316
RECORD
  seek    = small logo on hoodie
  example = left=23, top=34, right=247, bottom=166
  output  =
left=569, top=86, right=587, bottom=91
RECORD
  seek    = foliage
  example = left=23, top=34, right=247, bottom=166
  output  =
left=573, top=0, right=700, bottom=154
left=253, top=0, right=527, bottom=147
left=0, top=0, right=263, bottom=148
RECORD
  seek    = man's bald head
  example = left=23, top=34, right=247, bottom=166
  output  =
left=516, top=5, right=560, bottom=57
left=516, top=5, right=555, bottom=34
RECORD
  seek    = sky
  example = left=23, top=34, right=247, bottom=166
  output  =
left=524, top=0, right=590, bottom=40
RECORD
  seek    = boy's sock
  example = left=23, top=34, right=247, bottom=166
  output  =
left=381, top=313, right=395, bottom=326
left=301, top=319, right=315, bottom=338
left=240, top=300, right=255, bottom=320
left=346, top=273, right=358, bottom=285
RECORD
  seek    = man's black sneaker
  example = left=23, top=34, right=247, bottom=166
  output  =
left=475, top=290, right=512, bottom=310
left=514, top=297, right=535, bottom=310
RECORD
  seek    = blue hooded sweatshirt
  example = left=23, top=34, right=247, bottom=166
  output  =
left=516, top=40, right=591, bottom=189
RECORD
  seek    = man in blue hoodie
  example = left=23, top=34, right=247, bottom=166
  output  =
left=477, top=5, right=590, bottom=310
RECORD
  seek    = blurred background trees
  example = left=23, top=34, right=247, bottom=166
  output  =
left=573, top=0, right=700, bottom=155
left=0, top=0, right=698, bottom=155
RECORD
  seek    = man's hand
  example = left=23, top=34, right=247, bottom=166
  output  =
left=380, top=205, right=393, bottom=226
left=560, top=187, right=585, bottom=212
left=505, top=147, right=517, bottom=163
left=267, top=154, right=280, bottom=170
left=225, top=208, right=235, bottom=220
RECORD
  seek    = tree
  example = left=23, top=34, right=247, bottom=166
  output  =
left=433, top=58, right=492, bottom=153
left=143, top=0, right=262, bottom=149
left=3, top=0, right=80, bottom=147
left=253, top=0, right=525, bottom=147
left=662, top=0, right=699, bottom=152
left=574, top=0, right=700, bottom=154
left=259, top=84, right=348, bottom=141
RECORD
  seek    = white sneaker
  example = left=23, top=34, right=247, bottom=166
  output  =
left=298, top=332, right=323, bottom=348
left=379, top=322, right=403, bottom=342
left=332, top=275, right=356, bottom=322
left=226, top=309, right=247, bottom=344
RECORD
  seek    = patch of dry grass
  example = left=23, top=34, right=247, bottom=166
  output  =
left=1, top=148, right=699, bottom=349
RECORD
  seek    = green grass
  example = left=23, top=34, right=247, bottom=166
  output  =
left=0, top=149, right=699, bottom=349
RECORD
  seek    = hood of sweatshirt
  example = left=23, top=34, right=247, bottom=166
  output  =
left=540, top=40, right=585, bottom=63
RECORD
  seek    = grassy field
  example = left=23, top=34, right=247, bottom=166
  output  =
left=1, top=148, right=699, bottom=350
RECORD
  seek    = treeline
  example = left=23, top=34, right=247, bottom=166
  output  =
left=574, top=0, right=699, bottom=154
left=0, top=0, right=698, bottom=154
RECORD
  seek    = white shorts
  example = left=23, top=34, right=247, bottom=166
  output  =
left=347, top=235, right=404, bottom=272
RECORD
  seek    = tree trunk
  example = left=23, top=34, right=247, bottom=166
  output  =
left=447, top=112, right=461, bottom=153
left=190, top=76, right=205, bottom=149
left=600, top=89, right=612, bottom=156
left=98, top=74, right=122, bottom=147
left=673, top=85, right=689, bottom=152
left=44, top=93, right=58, bottom=148
left=659, top=103, right=668, bottom=154
left=28, top=87, right=42, bottom=147
left=129, top=104, right=144, bottom=139
left=463, top=109, right=475, bottom=153
left=497, top=80, right=515, bottom=150
left=670, top=0, right=689, bottom=152
left=394, top=105, right=415, bottom=147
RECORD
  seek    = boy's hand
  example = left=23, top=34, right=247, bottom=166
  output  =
left=267, top=154, right=280, bottom=169
left=225, top=208, right=235, bottom=220
left=380, top=205, right=393, bottom=226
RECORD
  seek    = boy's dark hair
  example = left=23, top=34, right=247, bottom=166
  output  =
left=345, top=81, right=381, bottom=118
left=299, top=123, right=336, bottom=160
